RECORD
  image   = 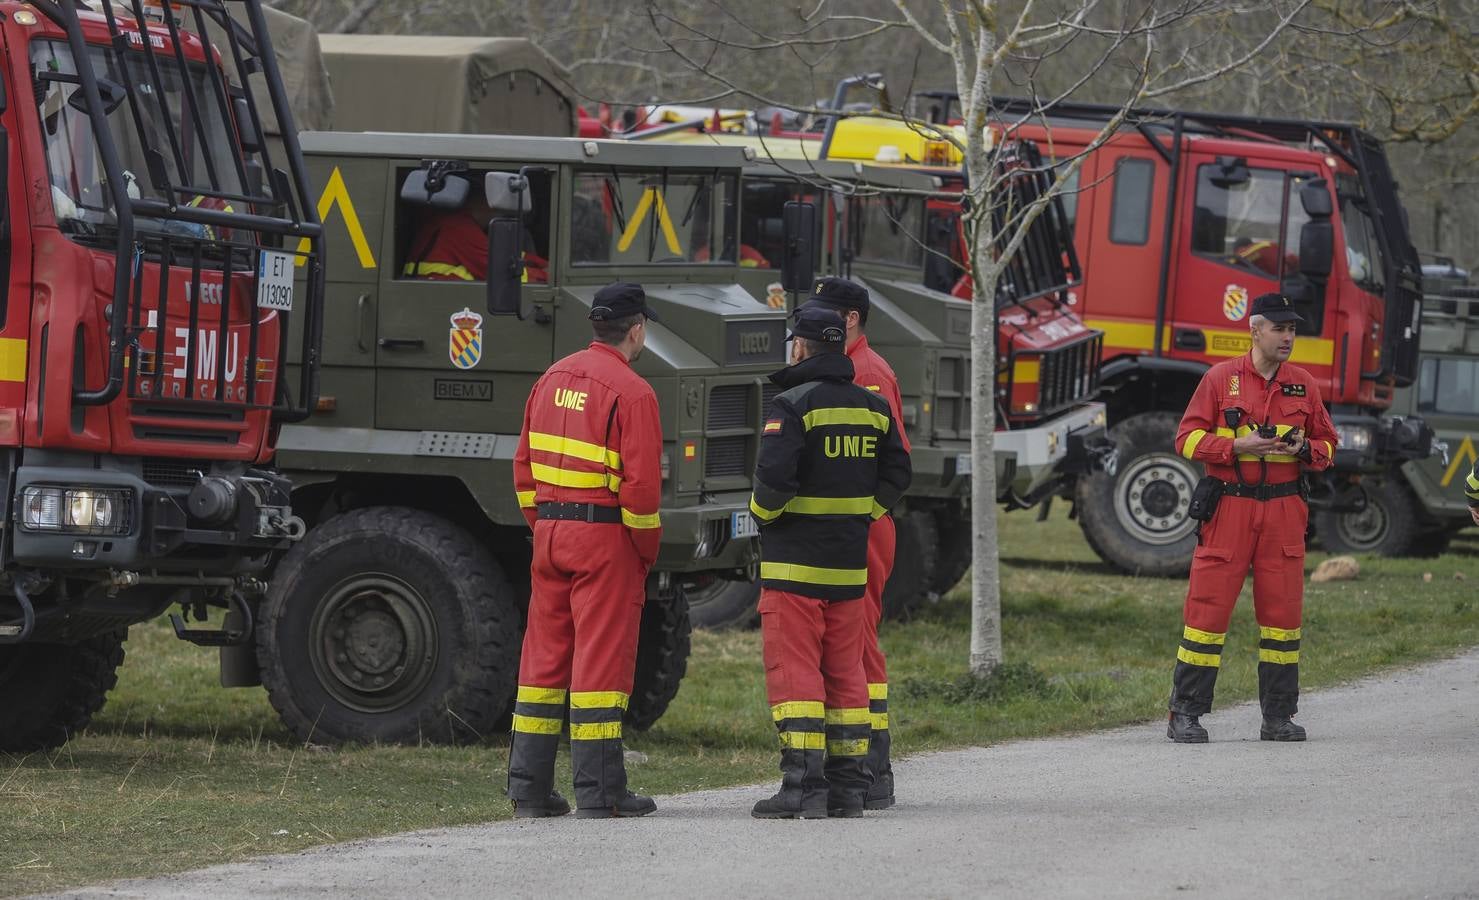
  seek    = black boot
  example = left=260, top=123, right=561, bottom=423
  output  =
left=512, top=790, right=571, bottom=819
left=1167, top=712, right=1209, bottom=743
left=825, top=754, right=869, bottom=818
left=864, top=701, right=894, bottom=810
left=575, top=791, right=657, bottom=818
left=752, top=748, right=827, bottom=819
left=1260, top=715, right=1307, bottom=742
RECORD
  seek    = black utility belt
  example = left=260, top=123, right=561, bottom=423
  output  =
left=1219, top=480, right=1303, bottom=501
left=536, top=502, right=622, bottom=524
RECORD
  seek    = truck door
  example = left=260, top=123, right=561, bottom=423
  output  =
left=375, top=164, right=556, bottom=433
left=1079, top=147, right=1165, bottom=351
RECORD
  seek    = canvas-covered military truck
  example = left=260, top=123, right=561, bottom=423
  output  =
left=254, top=133, right=787, bottom=746
left=637, top=130, right=1109, bottom=626
left=1317, top=265, right=1477, bottom=555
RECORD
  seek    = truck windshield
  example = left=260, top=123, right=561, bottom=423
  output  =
left=33, top=39, right=244, bottom=245
left=571, top=168, right=738, bottom=266
left=851, top=193, right=924, bottom=268
left=1336, top=174, right=1387, bottom=296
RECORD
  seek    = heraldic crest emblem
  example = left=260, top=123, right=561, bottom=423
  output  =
left=449, top=307, right=483, bottom=369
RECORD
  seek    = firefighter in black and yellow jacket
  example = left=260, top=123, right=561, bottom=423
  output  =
left=748, top=306, right=912, bottom=819
left=1467, top=460, right=1479, bottom=526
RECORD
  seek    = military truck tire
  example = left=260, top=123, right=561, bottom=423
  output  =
left=1315, top=479, right=1421, bottom=557
left=625, top=587, right=692, bottom=731
left=1076, top=412, right=1200, bottom=577
left=883, top=509, right=940, bottom=620
left=929, top=505, right=972, bottom=595
left=257, top=507, right=520, bottom=745
left=684, top=575, right=759, bottom=631
left=0, top=629, right=126, bottom=752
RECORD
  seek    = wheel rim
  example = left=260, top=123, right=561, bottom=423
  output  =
left=1336, top=494, right=1390, bottom=550
left=308, top=574, right=439, bottom=714
left=1112, top=452, right=1199, bottom=546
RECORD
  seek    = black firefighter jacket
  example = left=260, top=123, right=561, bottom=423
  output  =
left=748, top=352, right=912, bottom=601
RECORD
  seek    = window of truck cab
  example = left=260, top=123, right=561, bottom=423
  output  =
left=33, top=38, right=247, bottom=252
left=849, top=192, right=924, bottom=270
left=740, top=177, right=823, bottom=271
left=570, top=168, right=738, bottom=266
left=394, top=166, right=555, bottom=283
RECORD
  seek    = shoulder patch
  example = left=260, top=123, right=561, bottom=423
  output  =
left=1281, top=383, right=1307, bottom=397
left=1227, top=375, right=1240, bottom=397
left=764, top=419, right=783, bottom=434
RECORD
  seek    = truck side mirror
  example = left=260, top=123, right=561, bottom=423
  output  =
left=1299, top=219, right=1334, bottom=279
left=485, top=172, right=532, bottom=216
left=782, top=200, right=816, bottom=293
left=400, top=170, right=470, bottom=210
left=1210, top=156, right=1250, bottom=189
left=1298, top=179, right=1333, bottom=218
left=487, top=218, right=523, bottom=317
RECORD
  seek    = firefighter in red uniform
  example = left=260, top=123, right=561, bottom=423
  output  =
left=404, top=195, right=549, bottom=283
left=1167, top=293, right=1338, bottom=743
left=799, top=277, right=911, bottom=809
left=508, top=283, right=663, bottom=818
left=749, top=305, right=912, bottom=819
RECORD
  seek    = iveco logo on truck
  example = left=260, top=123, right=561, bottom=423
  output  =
left=738, top=331, right=771, bottom=355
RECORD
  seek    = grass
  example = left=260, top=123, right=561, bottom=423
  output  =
left=4, top=507, right=1479, bottom=895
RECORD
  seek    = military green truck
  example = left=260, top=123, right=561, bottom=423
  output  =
left=1316, top=264, right=1477, bottom=556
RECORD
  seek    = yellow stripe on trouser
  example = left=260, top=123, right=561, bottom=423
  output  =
left=528, top=431, right=621, bottom=468
left=569, top=721, right=623, bottom=741
left=1183, top=626, right=1226, bottom=646
left=517, top=685, right=567, bottom=704
left=801, top=407, right=891, bottom=432
left=1259, top=649, right=1300, bottom=665
left=827, top=739, right=869, bottom=756
left=1177, top=646, right=1221, bottom=668
left=779, top=731, right=826, bottom=750
left=1259, top=626, right=1301, bottom=641
left=868, top=683, right=888, bottom=700
left=570, top=691, right=629, bottom=710
left=530, top=462, right=622, bottom=491
left=772, top=701, right=825, bottom=721
left=512, top=714, right=563, bottom=735
left=760, top=562, right=868, bottom=587
left=824, top=708, right=870, bottom=726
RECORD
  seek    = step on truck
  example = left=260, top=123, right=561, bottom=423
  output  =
left=823, top=94, right=1435, bottom=575
left=254, top=131, right=787, bottom=744
left=637, top=127, right=1110, bottom=624
left=0, top=0, right=324, bottom=751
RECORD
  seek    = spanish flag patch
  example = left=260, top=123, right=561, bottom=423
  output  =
left=764, top=419, right=782, bottom=434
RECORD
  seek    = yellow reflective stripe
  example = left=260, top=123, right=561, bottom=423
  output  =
left=570, top=691, right=630, bottom=710
left=1321, top=440, right=1333, bottom=458
left=784, top=496, right=875, bottom=516
left=771, top=701, right=825, bottom=721
left=870, top=500, right=888, bottom=520
left=1259, top=648, right=1300, bottom=665
left=517, top=685, right=567, bottom=705
left=1183, top=626, right=1226, bottom=646
left=749, top=495, right=784, bottom=522
left=1466, top=470, right=1479, bottom=494
left=528, top=431, right=621, bottom=469
left=867, top=683, right=888, bottom=701
left=801, top=407, right=890, bottom=433
left=570, top=721, right=623, bottom=741
left=1236, top=454, right=1300, bottom=463
left=760, top=561, right=869, bottom=587
left=827, top=739, right=869, bottom=757
left=870, top=712, right=889, bottom=730
left=516, top=490, right=537, bottom=509
left=405, top=261, right=475, bottom=281
left=824, top=707, right=871, bottom=726
left=621, top=508, right=661, bottom=529
left=0, top=338, right=25, bottom=383
left=512, top=714, right=563, bottom=735
left=530, top=462, right=621, bottom=491
left=1182, top=429, right=1208, bottom=460
left=1214, top=427, right=1238, bottom=438
left=1259, top=626, right=1302, bottom=641
left=779, top=731, right=826, bottom=751
left=1177, top=646, right=1221, bottom=668
left=865, top=385, right=881, bottom=391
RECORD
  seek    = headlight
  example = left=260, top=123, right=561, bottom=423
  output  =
left=1335, top=425, right=1373, bottom=453
left=21, top=486, right=131, bottom=534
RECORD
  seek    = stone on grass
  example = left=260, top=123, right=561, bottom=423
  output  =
left=1311, top=556, right=1360, bottom=583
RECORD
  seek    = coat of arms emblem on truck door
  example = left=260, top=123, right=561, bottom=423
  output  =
left=449, top=307, right=483, bottom=369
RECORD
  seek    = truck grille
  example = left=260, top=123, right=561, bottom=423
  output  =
left=708, top=385, right=750, bottom=430
left=1034, top=332, right=1102, bottom=416
left=935, top=353, right=970, bottom=439
left=704, top=435, right=749, bottom=478
left=143, top=459, right=206, bottom=488
left=761, top=384, right=782, bottom=418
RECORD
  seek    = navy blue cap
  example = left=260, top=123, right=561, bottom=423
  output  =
left=590, top=282, right=659, bottom=322
left=810, top=276, right=869, bottom=314
left=788, top=305, right=846, bottom=343
left=1250, top=292, right=1303, bottom=323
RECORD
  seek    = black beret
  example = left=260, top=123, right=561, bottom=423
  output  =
left=810, top=276, right=869, bottom=314
left=788, top=305, right=846, bottom=343
left=1249, top=292, right=1303, bottom=323
left=590, top=282, right=659, bottom=322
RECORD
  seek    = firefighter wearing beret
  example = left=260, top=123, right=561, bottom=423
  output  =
left=749, top=305, right=912, bottom=819
left=508, top=282, right=663, bottom=818
left=799, top=277, right=911, bottom=809
left=1167, top=292, right=1339, bottom=743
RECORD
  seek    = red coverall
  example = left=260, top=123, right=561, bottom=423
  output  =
left=507, top=341, right=662, bottom=811
left=846, top=334, right=911, bottom=802
left=1170, top=352, right=1337, bottom=718
left=403, top=209, right=549, bottom=283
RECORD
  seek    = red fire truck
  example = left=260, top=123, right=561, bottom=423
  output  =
left=822, top=93, right=1432, bottom=574
left=0, top=0, right=324, bottom=749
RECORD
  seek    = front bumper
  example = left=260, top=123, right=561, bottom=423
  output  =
left=654, top=490, right=761, bottom=576
left=10, top=453, right=299, bottom=572
left=991, top=402, right=1110, bottom=501
left=1330, top=412, right=1434, bottom=474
